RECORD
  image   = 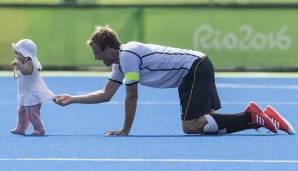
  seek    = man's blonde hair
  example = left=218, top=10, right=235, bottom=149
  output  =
left=87, top=25, right=121, bottom=50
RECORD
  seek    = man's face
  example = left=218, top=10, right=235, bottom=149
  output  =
left=90, top=43, right=114, bottom=66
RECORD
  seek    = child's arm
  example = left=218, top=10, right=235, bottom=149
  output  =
left=11, top=58, right=33, bottom=75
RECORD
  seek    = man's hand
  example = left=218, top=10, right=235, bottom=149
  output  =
left=54, top=94, right=72, bottom=106
left=104, top=129, right=129, bottom=136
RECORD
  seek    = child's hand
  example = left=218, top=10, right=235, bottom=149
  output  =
left=11, top=59, right=21, bottom=79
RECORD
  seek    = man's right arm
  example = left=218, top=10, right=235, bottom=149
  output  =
left=55, top=79, right=121, bottom=106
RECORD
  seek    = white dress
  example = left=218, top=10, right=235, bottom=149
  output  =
left=16, top=65, right=55, bottom=108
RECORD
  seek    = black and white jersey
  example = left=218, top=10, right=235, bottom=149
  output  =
left=109, top=41, right=206, bottom=88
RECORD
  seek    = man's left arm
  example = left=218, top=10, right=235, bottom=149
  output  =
left=123, top=83, right=138, bottom=134
left=104, top=51, right=140, bottom=136
left=104, top=83, right=138, bottom=136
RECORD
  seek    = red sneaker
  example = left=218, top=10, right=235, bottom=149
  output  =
left=264, top=105, right=295, bottom=135
left=245, top=102, right=277, bottom=133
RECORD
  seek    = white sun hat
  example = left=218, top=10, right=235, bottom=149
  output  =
left=12, top=39, right=42, bottom=70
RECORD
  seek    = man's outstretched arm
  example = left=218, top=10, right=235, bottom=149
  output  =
left=55, top=79, right=121, bottom=106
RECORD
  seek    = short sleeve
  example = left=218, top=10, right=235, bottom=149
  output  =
left=109, top=64, right=124, bottom=84
left=120, top=51, right=140, bottom=85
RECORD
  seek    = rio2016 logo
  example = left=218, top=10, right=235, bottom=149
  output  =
left=193, top=24, right=292, bottom=51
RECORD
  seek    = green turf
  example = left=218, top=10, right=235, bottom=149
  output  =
left=1, top=0, right=298, bottom=4
left=1, top=1, right=298, bottom=69
left=1, top=7, right=298, bottom=68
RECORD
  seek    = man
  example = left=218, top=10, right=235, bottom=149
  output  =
left=55, top=25, right=295, bottom=136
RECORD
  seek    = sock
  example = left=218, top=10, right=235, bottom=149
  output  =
left=210, top=112, right=252, bottom=134
left=203, top=114, right=219, bottom=134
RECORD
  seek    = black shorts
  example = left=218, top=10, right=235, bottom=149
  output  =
left=178, top=56, right=221, bottom=121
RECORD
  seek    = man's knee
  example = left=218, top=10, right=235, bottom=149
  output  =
left=182, top=116, right=207, bottom=134
left=182, top=125, right=194, bottom=134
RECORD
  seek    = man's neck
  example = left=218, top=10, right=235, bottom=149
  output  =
left=113, top=49, right=120, bottom=64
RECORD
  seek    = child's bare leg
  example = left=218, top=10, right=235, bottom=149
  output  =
left=25, top=104, right=45, bottom=136
left=10, top=106, right=30, bottom=135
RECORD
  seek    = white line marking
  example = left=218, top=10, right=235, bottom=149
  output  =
left=217, top=83, right=298, bottom=89
left=0, top=158, right=298, bottom=163
left=1, top=71, right=298, bottom=78
left=0, top=158, right=297, bottom=163
left=2, top=101, right=298, bottom=105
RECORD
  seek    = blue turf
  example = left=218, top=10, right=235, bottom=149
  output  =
left=0, top=76, right=297, bottom=171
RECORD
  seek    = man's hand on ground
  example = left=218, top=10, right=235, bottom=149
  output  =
left=104, top=129, right=129, bottom=136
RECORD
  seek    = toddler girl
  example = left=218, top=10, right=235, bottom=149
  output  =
left=10, top=39, right=55, bottom=136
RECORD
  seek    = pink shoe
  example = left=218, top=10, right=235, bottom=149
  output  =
left=245, top=102, right=277, bottom=133
left=31, top=129, right=45, bottom=136
left=264, top=105, right=295, bottom=135
left=10, top=129, right=25, bottom=136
